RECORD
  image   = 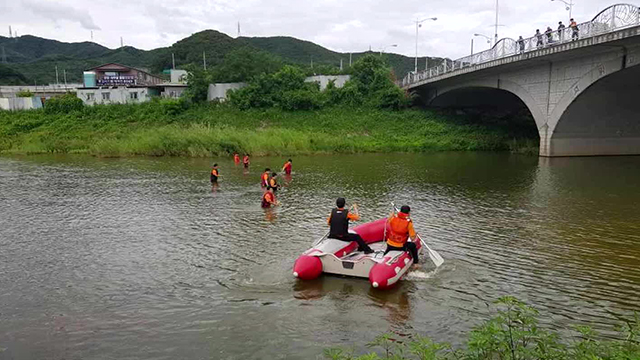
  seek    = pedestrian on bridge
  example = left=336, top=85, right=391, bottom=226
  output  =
left=545, top=27, right=554, bottom=44
left=517, top=36, right=525, bottom=53
left=570, top=18, right=579, bottom=40
left=535, top=30, right=544, bottom=48
left=558, top=21, right=566, bottom=42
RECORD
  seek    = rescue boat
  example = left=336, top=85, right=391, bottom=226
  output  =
left=292, top=218, right=422, bottom=289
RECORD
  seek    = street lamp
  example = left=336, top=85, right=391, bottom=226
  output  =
left=474, top=33, right=493, bottom=49
left=414, top=17, right=438, bottom=73
left=551, top=0, right=574, bottom=19
left=380, top=44, right=398, bottom=55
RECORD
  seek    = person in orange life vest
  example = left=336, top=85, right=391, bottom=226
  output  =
left=268, top=172, right=280, bottom=193
left=210, top=163, right=220, bottom=184
left=243, top=154, right=250, bottom=168
left=385, top=205, right=419, bottom=264
left=327, top=198, right=374, bottom=254
left=233, top=153, right=240, bottom=164
left=282, top=159, right=292, bottom=175
left=261, top=187, right=279, bottom=208
left=261, top=168, right=271, bottom=190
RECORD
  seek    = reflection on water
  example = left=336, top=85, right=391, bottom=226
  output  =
left=1, top=153, right=639, bottom=359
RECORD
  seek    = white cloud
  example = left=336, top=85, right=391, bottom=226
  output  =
left=0, top=0, right=618, bottom=67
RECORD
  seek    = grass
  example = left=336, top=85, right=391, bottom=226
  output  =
left=0, top=102, right=539, bottom=157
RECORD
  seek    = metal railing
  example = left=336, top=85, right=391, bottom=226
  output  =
left=401, top=3, right=640, bottom=87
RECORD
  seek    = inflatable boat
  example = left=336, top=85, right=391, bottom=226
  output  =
left=292, top=218, right=423, bottom=289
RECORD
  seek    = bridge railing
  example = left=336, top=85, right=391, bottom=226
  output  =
left=401, top=3, right=640, bottom=87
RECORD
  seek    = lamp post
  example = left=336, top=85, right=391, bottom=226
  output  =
left=551, top=0, right=574, bottom=19
left=414, top=17, right=438, bottom=73
left=474, top=33, right=493, bottom=49
left=380, top=44, right=398, bottom=55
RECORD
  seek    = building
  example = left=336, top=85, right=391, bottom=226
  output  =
left=82, top=63, right=163, bottom=88
left=206, top=75, right=352, bottom=101
left=304, top=75, right=351, bottom=90
left=77, top=64, right=187, bottom=105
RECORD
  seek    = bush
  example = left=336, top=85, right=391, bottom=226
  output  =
left=16, top=90, right=34, bottom=98
left=280, top=89, right=323, bottom=110
left=44, top=93, right=84, bottom=114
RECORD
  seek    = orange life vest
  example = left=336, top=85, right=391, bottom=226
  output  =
left=261, top=172, right=270, bottom=187
left=211, top=169, right=219, bottom=177
left=261, top=192, right=275, bottom=207
left=387, top=213, right=411, bottom=248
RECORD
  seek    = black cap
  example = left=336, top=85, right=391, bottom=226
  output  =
left=336, top=198, right=346, bottom=208
left=213, top=163, right=218, bottom=167
left=288, top=159, right=292, bottom=162
left=400, top=205, right=411, bottom=214
left=265, top=168, right=270, bottom=171
left=271, top=172, right=277, bottom=177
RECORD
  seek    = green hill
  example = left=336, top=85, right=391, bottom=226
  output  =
left=0, top=31, right=442, bottom=85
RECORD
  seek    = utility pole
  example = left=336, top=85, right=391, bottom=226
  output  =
left=237, top=22, right=241, bottom=37
left=340, top=59, right=343, bottom=71
left=203, top=51, right=207, bottom=70
left=471, top=38, right=474, bottom=55
left=55, top=65, right=59, bottom=87
left=349, top=53, right=352, bottom=67
left=310, top=56, right=313, bottom=69
left=91, top=30, right=93, bottom=41
left=8, top=26, right=12, bottom=38
left=120, top=37, right=124, bottom=47
left=425, top=57, right=428, bottom=71
left=172, top=53, right=176, bottom=70
left=63, top=69, right=67, bottom=90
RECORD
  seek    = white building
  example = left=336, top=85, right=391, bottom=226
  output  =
left=305, top=75, right=351, bottom=90
left=77, top=87, right=154, bottom=105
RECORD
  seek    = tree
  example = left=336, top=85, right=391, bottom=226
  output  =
left=211, top=47, right=283, bottom=83
left=183, top=65, right=213, bottom=103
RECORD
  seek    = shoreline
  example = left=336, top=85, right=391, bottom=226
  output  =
left=0, top=103, right=540, bottom=157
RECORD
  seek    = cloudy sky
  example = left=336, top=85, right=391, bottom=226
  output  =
left=0, top=0, right=617, bottom=59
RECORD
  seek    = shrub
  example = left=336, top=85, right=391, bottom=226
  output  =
left=44, top=93, right=84, bottom=114
left=16, top=90, right=34, bottom=98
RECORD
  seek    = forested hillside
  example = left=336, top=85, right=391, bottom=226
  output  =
left=0, top=31, right=441, bottom=85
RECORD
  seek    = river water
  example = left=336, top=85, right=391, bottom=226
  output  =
left=1, top=153, right=639, bottom=359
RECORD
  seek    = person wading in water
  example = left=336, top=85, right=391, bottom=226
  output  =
left=268, top=172, right=280, bottom=193
left=282, top=159, right=292, bottom=175
left=261, top=187, right=279, bottom=208
left=261, top=168, right=271, bottom=192
left=210, top=163, right=220, bottom=192
left=327, top=198, right=374, bottom=254
left=243, top=154, right=250, bottom=169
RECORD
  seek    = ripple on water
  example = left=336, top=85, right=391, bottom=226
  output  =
left=1, top=154, right=640, bottom=359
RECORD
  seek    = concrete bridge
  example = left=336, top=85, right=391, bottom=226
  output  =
left=402, top=4, right=640, bottom=157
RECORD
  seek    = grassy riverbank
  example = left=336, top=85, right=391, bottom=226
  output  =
left=0, top=102, right=539, bottom=157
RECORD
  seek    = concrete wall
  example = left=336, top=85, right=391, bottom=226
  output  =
left=77, top=87, right=151, bottom=105
left=0, top=84, right=82, bottom=98
left=208, top=83, right=246, bottom=101
left=170, top=70, right=188, bottom=84
left=161, top=86, right=187, bottom=98
left=0, top=97, right=43, bottom=111
left=305, top=75, right=350, bottom=90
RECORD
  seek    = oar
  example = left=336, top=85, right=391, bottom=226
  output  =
left=391, top=202, right=444, bottom=268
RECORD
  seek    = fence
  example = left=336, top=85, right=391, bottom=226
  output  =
left=401, top=3, right=640, bottom=87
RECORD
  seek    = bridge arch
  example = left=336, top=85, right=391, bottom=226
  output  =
left=545, top=57, right=640, bottom=156
left=427, top=79, right=547, bottom=130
